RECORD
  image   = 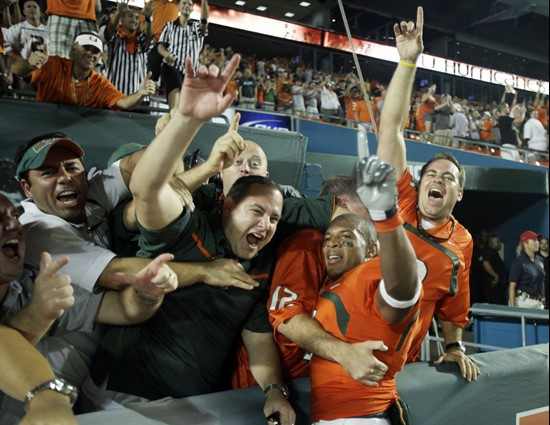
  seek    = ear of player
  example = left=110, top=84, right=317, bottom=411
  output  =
left=354, top=156, right=399, bottom=221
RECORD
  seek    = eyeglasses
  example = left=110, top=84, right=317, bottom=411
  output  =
left=416, top=208, right=456, bottom=244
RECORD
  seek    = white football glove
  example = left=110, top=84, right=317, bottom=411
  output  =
left=355, top=156, right=398, bottom=221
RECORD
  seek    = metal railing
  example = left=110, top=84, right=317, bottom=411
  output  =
left=419, top=307, right=549, bottom=361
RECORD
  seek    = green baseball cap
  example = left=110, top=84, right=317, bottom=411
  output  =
left=16, top=137, right=84, bottom=179
left=107, top=143, right=146, bottom=168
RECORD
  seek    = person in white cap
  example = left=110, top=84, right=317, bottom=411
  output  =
left=11, top=31, right=156, bottom=110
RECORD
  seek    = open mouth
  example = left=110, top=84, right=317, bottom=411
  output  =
left=428, top=188, right=444, bottom=201
left=57, top=190, right=78, bottom=204
left=246, top=233, right=264, bottom=248
left=326, top=254, right=342, bottom=265
left=2, top=238, right=20, bottom=259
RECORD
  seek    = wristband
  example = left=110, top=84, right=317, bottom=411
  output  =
left=379, top=278, right=421, bottom=309
left=144, top=16, right=151, bottom=23
left=201, top=18, right=208, bottom=25
left=399, top=61, right=416, bottom=69
left=372, top=212, right=404, bottom=233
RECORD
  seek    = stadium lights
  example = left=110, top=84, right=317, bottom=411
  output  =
left=235, top=0, right=246, bottom=6
left=285, top=12, right=295, bottom=17
left=257, top=5, right=267, bottom=11
left=300, top=2, right=311, bottom=6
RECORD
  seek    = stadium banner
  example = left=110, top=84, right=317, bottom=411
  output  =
left=236, top=109, right=292, bottom=132
left=324, top=32, right=549, bottom=95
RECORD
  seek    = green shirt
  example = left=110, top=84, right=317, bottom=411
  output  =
left=92, top=192, right=334, bottom=399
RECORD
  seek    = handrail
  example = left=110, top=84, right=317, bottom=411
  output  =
left=469, top=306, right=549, bottom=320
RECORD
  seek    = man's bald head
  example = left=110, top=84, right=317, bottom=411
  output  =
left=220, top=140, right=269, bottom=195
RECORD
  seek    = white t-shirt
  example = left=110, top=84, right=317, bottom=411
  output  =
left=20, top=161, right=130, bottom=292
left=4, top=20, right=48, bottom=59
left=292, top=84, right=305, bottom=108
left=523, top=118, right=548, bottom=151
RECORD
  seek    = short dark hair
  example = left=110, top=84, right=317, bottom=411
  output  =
left=329, top=213, right=377, bottom=246
left=226, top=175, right=282, bottom=206
left=320, top=175, right=359, bottom=201
left=420, top=152, right=466, bottom=189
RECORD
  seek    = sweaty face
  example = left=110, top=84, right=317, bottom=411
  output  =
left=323, top=220, right=370, bottom=280
left=220, top=142, right=269, bottom=195
left=418, top=159, right=463, bottom=225
left=73, top=44, right=102, bottom=71
left=0, top=195, right=25, bottom=284
left=223, top=185, right=283, bottom=260
left=21, top=147, right=88, bottom=224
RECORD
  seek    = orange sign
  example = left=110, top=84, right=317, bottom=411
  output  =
left=517, top=407, right=549, bottom=425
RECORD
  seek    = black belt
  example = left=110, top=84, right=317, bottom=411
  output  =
left=354, top=409, right=390, bottom=419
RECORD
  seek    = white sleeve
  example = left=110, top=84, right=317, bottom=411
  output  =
left=23, top=220, right=117, bottom=292
left=3, top=24, right=19, bottom=54
left=87, top=161, right=130, bottom=212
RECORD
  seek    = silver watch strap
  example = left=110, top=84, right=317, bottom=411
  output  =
left=24, top=378, right=78, bottom=411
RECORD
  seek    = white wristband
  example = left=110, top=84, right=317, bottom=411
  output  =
left=379, top=278, right=422, bottom=309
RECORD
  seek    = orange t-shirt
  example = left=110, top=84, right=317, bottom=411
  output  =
left=479, top=120, right=494, bottom=142
left=152, top=0, right=179, bottom=41
left=311, top=258, right=422, bottom=421
left=31, top=56, right=125, bottom=110
left=224, top=79, right=237, bottom=97
left=534, top=105, right=549, bottom=128
left=397, top=170, right=472, bottom=363
left=414, top=103, right=429, bottom=132
left=346, top=99, right=378, bottom=124
left=47, top=0, right=96, bottom=21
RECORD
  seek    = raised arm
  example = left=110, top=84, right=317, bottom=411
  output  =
left=200, top=0, right=209, bottom=32
left=377, top=6, right=424, bottom=177
left=355, top=157, right=420, bottom=324
left=129, top=54, right=240, bottom=231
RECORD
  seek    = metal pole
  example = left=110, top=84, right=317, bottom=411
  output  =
left=336, top=0, right=379, bottom=142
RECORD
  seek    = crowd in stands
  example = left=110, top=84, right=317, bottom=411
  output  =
left=0, top=3, right=547, bottom=425
left=1, top=0, right=548, bottom=160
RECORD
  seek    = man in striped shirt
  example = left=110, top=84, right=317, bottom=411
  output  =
left=104, top=1, right=153, bottom=95
left=158, top=0, right=209, bottom=109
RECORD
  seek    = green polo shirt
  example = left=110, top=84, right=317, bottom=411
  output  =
left=92, top=195, right=334, bottom=400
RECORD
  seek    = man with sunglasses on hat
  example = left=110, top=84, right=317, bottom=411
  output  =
left=375, top=6, right=479, bottom=382
left=11, top=32, right=155, bottom=110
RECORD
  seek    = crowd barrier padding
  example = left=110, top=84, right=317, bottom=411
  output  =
left=76, top=344, right=549, bottom=425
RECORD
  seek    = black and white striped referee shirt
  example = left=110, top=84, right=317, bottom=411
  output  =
left=105, top=30, right=148, bottom=95
left=159, top=18, right=208, bottom=73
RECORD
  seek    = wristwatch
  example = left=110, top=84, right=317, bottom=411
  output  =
left=24, top=378, right=78, bottom=411
left=445, top=341, right=466, bottom=353
left=263, top=383, right=290, bottom=399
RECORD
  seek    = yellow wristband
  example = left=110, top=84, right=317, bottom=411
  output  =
left=399, top=61, right=417, bottom=69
